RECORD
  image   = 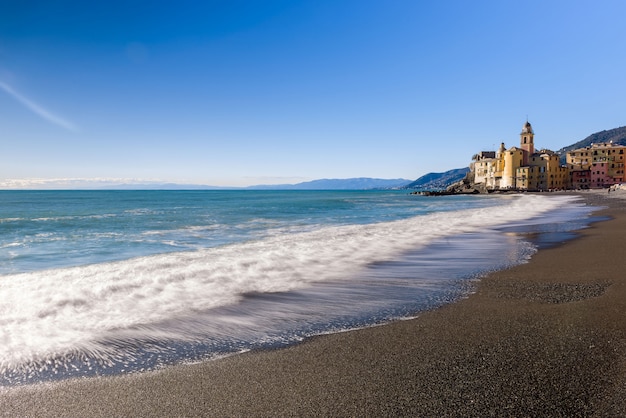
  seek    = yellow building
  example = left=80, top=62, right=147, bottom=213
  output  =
left=472, top=121, right=569, bottom=191
left=501, top=146, right=524, bottom=189
left=516, top=151, right=568, bottom=190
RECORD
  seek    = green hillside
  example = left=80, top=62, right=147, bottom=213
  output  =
left=405, top=168, right=470, bottom=190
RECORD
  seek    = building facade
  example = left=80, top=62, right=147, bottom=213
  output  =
left=470, top=122, right=625, bottom=191
left=471, top=121, right=569, bottom=191
left=566, top=142, right=626, bottom=188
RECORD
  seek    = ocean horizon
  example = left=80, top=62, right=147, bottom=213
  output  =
left=0, top=190, right=598, bottom=386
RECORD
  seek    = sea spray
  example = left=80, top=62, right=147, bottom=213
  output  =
left=0, top=191, right=594, bottom=385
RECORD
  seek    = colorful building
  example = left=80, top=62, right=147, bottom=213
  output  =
left=471, top=121, right=569, bottom=191
left=566, top=142, right=626, bottom=188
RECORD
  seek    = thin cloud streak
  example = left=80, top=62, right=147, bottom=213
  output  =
left=0, top=178, right=165, bottom=189
left=0, top=81, right=78, bottom=132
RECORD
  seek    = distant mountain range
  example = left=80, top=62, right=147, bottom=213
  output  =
left=248, top=170, right=470, bottom=191
left=247, top=177, right=412, bottom=190
left=7, top=176, right=453, bottom=191
left=94, top=178, right=413, bottom=190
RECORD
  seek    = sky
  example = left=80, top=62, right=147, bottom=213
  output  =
left=1, top=0, right=625, bottom=188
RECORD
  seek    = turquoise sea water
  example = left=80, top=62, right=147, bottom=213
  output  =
left=0, top=190, right=596, bottom=385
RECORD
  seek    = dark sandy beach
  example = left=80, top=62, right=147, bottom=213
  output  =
left=2, top=190, right=626, bottom=417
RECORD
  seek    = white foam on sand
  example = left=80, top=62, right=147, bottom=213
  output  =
left=0, top=194, right=581, bottom=377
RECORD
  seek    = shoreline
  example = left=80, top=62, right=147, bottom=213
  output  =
left=2, top=190, right=626, bottom=416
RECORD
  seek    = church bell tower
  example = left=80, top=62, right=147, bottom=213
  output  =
left=520, top=120, right=534, bottom=156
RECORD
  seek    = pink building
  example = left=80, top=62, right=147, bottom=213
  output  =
left=570, top=169, right=591, bottom=189
left=589, top=163, right=609, bottom=188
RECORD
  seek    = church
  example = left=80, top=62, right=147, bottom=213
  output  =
left=471, top=121, right=569, bottom=191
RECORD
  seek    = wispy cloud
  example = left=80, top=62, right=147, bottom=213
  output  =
left=0, top=178, right=163, bottom=189
left=0, top=81, right=78, bottom=132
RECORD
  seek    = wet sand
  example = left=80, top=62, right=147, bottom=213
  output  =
left=2, top=190, right=626, bottom=417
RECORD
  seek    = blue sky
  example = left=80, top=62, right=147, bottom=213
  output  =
left=1, top=0, right=625, bottom=187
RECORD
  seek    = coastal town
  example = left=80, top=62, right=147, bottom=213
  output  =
left=458, top=121, right=625, bottom=193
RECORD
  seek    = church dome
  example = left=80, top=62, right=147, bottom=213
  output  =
left=521, top=121, right=533, bottom=134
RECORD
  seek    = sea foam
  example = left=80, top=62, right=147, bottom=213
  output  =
left=0, top=194, right=583, bottom=383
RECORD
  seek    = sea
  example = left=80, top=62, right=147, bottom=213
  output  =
left=0, top=190, right=599, bottom=386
